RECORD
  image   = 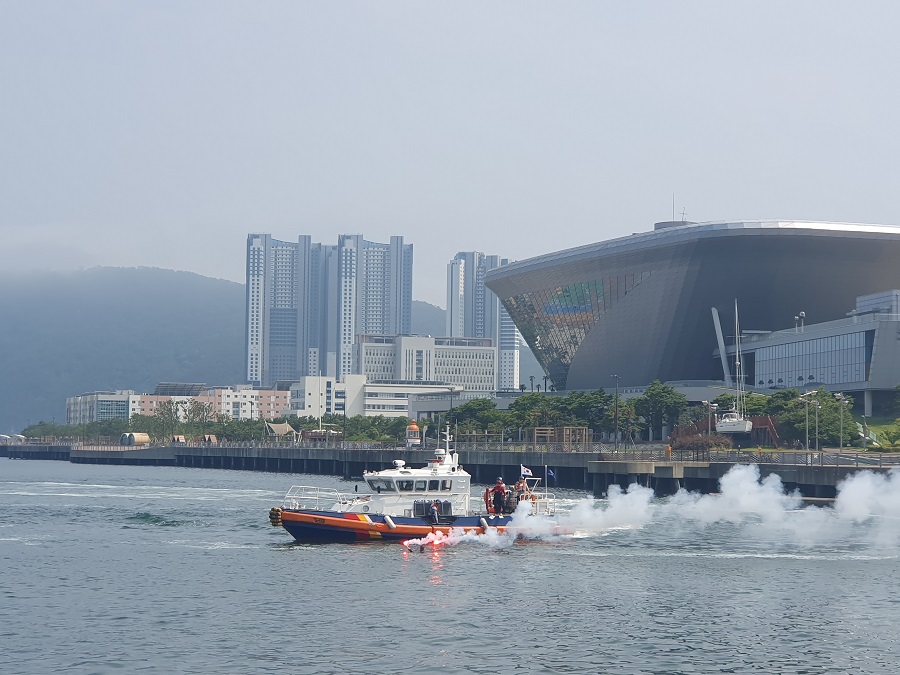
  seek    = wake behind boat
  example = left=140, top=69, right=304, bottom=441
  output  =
left=268, top=427, right=556, bottom=543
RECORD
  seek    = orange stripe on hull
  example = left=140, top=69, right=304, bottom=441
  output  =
left=280, top=511, right=506, bottom=538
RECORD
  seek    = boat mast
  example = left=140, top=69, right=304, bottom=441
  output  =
left=734, top=299, right=744, bottom=418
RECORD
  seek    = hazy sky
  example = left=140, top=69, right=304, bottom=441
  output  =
left=3, top=2, right=899, bottom=306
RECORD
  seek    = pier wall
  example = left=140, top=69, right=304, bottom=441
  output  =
left=588, top=460, right=894, bottom=499
left=3, top=443, right=897, bottom=497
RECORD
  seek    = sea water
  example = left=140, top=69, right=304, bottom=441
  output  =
left=1, top=459, right=898, bottom=674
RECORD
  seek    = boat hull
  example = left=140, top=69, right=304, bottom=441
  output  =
left=278, top=509, right=511, bottom=543
left=716, top=419, right=753, bottom=433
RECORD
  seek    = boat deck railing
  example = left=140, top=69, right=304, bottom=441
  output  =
left=282, top=485, right=365, bottom=510
left=527, top=491, right=556, bottom=516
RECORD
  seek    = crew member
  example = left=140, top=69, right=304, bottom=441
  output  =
left=430, top=500, right=440, bottom=525
left=515, top=476, right=529, bottom=502
left=491, top=477, right=508, bottom=515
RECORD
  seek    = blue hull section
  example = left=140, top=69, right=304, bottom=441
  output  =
left=278, top=509, right=513, bottom=544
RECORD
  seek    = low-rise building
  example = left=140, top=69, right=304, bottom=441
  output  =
left=287, top=375, right=462, bottom=419
left=356, top=334, right=497, bottom=393
left=66, top=390, right=142, bottom=425
left=66, top=383, right=292, bottom=424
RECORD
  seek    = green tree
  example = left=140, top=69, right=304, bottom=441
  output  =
left=451, top=398, right=501, bottom=432
left=632, top=380, right=688, bottom=441
left=558, top=390, right=611, bottom=431
left=154, top=400, right=184, bottom=440
left=185, top=400, right=215, bottom=436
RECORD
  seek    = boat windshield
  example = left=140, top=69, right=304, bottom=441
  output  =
left=367, top=479, right=397, bottom=493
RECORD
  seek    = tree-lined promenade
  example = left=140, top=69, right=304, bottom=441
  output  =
left=20, top=382, right=900, bottom=450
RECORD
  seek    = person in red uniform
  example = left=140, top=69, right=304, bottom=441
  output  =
left=491, top=477, right=508, bottom=515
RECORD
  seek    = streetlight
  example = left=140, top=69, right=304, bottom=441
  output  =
left=799, top=311, right=805, bottom=331
left=836, top=394, right=849, bottom=450
left=612, top=374, right=620, bottom=450
left=799, top=391, right=811, bottom=450
left=862, top=415, right=868, bottom=451
left=814, top=401, right=820, bottom=452
left=702, top=401, right=718, bottom=436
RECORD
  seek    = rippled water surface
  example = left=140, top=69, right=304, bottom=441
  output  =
left=1, top=459, right=898, bottom=674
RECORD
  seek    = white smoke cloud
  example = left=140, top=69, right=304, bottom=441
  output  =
left=404, top=465, right=900, bottom=554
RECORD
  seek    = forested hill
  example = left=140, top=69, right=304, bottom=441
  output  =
left=0, top=267, right=245, bottom=434
left=0, top=267, right=448, bottom=434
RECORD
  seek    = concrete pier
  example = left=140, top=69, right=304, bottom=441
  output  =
left=588, top=459, right=895, bottom=499
left=3, top=443, right=899, bottom=497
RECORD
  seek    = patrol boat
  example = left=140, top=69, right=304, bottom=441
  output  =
left=268, top=427, right=555, bottom=543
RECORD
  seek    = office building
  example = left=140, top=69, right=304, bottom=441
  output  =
left=485, top=220, right=900, bottom=396
left=288, top=375, right=464, bottom=419
left=356, top=334, right=497, bottom=393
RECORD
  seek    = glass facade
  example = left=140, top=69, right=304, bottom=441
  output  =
left=504, top=272, right=652, bottom=388
left=97, top=399, right=129, bottom=421
left=753, top=330, right=874, bottom=388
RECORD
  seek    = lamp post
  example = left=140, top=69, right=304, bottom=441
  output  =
left=444, top=386, right=457, bottom=446
left=799, top=391, right=811, bottom=450
left=814, top=401, right=820, bottom=452
left=702, top=401, right=710, bottom=435
left=799, top=311, right=805, bottom=332
left=836, top=394, right=848, bottom=450
left=862, top=415, right=868, bottom=451
left=612, top=374, right=620, bottom=450
left=703, top=401, right=718, bottom=436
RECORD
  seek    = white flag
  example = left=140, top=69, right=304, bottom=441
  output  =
left=520, top=465, right=533, bottom=477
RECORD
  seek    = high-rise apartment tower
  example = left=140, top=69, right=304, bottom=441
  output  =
left=246, top=233, right=412, bottom=387
left=446, top=252, right=520, bottom=391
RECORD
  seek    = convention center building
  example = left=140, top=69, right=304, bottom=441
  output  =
left=485, top=220, right=900, bottom=414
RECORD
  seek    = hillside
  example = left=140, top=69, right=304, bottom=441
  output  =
left=0, top=268, right=246, bottom=433
left=0, top=268, right=482, bottom=433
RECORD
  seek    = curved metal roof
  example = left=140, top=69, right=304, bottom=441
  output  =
left=487, top=220, right=900, bottom=280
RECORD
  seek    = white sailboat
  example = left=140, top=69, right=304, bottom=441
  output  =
left=716, top=299, right=753, bottom=434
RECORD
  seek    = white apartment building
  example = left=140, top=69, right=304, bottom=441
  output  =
left=245, top=233, right=413, bottom=387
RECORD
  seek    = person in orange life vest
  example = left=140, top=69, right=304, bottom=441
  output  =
left=515, top=476, right=529, bottom=502
left=491, top=477, right=508, bottom=515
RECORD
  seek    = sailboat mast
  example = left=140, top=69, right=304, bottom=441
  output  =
left=734, top=299, right=743, bottom=418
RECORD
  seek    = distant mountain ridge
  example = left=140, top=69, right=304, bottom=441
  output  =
left=0, top=267, right=452, bottom=433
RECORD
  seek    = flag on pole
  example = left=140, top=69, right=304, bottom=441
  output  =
left=520, top=465, right=533, bottom=477
left=547, top=467, right=556, bottom=482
